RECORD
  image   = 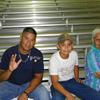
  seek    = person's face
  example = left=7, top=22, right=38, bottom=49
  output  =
left=57, top=40, right=73, bottom=58
left=20, top=32, right=36, bottom=52
left=94, top=32, right=100, bottom=49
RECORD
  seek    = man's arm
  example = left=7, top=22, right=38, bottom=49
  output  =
left=24, top=73, right=43, bottom=94
left=0, top=68, right=12, bottom=82
left=18, top=73, right=43, bottom=100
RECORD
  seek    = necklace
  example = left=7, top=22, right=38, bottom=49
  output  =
left=18, top=50, right=31, bottom=63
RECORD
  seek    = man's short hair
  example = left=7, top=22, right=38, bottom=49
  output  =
left=23, top=27, right=37, bottom=36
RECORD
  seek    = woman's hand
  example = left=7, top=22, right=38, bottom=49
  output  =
left=95, top=72, right=100, bottom=79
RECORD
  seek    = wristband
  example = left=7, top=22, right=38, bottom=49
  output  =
left=23, top=91, right=29, bottom=97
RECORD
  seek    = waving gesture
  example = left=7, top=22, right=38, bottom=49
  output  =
left=9, top=54, right=22, bottom=72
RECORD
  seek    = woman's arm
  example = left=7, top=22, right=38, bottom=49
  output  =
left=86, top=53, right=100, bottom=79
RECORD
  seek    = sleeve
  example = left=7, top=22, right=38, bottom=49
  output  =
left=86, top=52, right=100, bottom=73
left=49, top=55, right=58, bottom=75
left=33, top=52, right=44, bottom=73
left=0, top=50, right=10, bottom=70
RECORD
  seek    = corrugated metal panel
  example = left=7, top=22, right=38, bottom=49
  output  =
left=0, top=0, right=99, bottom=80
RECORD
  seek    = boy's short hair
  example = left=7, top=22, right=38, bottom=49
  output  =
left=57, top=33, right=72, bottom=44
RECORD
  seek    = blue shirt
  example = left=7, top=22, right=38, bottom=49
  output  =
left=84, top=45, right=100, bottom=91
left=0, top=45, right=44, bottom=85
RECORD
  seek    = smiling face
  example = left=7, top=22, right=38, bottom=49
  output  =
left=93, top=32, right=100, bottom=49
left=19, top=32, right=36, bottom=54
left=57, top=39, right=73, bottom=59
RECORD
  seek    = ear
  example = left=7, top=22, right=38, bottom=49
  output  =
left=57, top=44, right=60, bottom=49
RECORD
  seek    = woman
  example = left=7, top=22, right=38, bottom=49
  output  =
left=84, top=28, right=100, bottom=91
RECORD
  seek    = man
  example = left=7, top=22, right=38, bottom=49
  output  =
left=0, top=27, right=50, bottom=100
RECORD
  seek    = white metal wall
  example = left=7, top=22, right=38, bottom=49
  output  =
left=0, top=0, right=100, bottom=80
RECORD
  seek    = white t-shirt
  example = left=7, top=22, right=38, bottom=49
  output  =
left=49, top=50, right=78, bottom=82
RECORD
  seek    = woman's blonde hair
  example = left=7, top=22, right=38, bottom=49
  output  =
left=92, top=28, right=100, bottom=38
left=92, top=28, right=100, bottom=43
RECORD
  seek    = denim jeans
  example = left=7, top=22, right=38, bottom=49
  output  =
left=51, top=78, right=100, bottom=100
left=0, top=81, right=51, bottom=100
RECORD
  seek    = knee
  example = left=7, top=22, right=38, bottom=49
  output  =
left=31, top=85, right=51, bottom=100
left=39, top=87, right=50, bottom=98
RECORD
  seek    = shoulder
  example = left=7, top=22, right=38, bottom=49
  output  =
left=69, top=50, right=78, bottom=60
left=4, top=45, right=18, bottom=54
left=70, top=50, right=78, bottom=56
left=7, top=45, right=18, bottom=51
left=50, top=51, right=58, bottom=59
left=1, top=45, right=18, bottom=59
left=87, top=46, right=95, bottom=57
left=31, top=47, right=43, bottom=56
